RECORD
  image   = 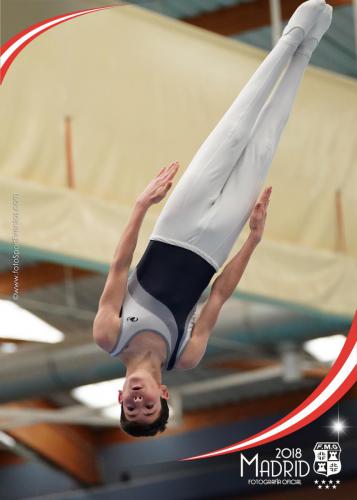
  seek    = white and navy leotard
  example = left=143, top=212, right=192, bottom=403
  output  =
left=109, top=240, right=216, bottom=370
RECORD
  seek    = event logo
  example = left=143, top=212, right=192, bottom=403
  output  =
left=313, top=442, right=341, bottom=477
left=241, top=441, right=344, bottom=489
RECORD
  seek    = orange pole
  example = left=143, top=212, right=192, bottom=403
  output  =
left=64, top=116, right=75, bottom=189
left=335, top=189, right=347, bottom=253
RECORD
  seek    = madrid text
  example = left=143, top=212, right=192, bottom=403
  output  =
left=241, top=448, right=309, bottom=486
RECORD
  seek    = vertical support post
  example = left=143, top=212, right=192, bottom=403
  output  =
left=64, top=115, right=76, bottom=307
left=353, top=0, right=357, bottom=75
left=269, top=0, right=282, bottom=47
left=280, top=342, right=302, bottom=382
left=64, top=116, right=75, bottom=189
left=168, top=390, right=183, bottom=427
left=63, top=265, right=77, bottom=309
left=335, top=190, right=347, bottom=253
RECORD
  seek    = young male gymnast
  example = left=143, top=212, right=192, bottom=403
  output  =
left=93, top=0, right=333, bottom=436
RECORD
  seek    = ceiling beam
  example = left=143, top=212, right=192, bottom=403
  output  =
left=2, top=400, right=101, bottom=485
left=0, top=450, right=24, bottom=467
left=0, top=405, right=117, bottom=429
left=184, top=0, right=352, bottom=36
left=178, top=366, right=283, bottom=396
left=207, top=357, right=278, bottom=371
left=207, top=357, right=345, bottom=382
left=0, top=262, right=94, bottom=296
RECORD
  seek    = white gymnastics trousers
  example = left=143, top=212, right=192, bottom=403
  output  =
left=150, top=27, right=318, bottom=271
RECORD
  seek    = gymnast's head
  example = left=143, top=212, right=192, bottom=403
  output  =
left=118, top=374, right=169, bottom=436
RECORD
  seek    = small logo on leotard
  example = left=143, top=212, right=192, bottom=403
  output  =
left=126, top=316, right=139, bottom=322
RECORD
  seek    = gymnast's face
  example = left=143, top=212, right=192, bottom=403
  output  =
left=119, top=376, right=169, bottom=424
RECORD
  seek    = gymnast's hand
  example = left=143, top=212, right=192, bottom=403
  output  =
left=249, top=186, right=272, bottom=243
left=136, top=161, right=180, bottom=207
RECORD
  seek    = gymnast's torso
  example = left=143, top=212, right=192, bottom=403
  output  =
left=109, top=240, right=216, bottom=370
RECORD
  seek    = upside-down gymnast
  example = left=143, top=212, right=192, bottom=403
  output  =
left=93, top=0, right=332, bottom=437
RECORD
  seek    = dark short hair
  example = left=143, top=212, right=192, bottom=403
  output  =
left=120, top=397, right=169, bottom=437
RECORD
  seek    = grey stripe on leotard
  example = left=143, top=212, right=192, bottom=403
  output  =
left=109, top=270, right=185, bottom=369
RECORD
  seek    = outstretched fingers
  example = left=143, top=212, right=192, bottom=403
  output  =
left=254, top=187, right=272, bottom=220
left=158, top=161, right=180, bottom=179
left=260, top=186, right=272, bottom=209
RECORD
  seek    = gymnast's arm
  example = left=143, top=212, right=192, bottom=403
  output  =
left=175, top=187, right=272, bottom=370
left=92, top=201, right=149, bottom=350
left=93, top=161, right=180, bottom=351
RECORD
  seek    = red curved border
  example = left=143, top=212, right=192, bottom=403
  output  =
left=182, top=310, right=357, bottom=461
left=0, top=5, right=116, bottom=84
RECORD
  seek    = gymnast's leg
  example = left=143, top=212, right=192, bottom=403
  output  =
left=150, top=1, right=326, bottom=265
left=201, top=4, right=333, bottom=269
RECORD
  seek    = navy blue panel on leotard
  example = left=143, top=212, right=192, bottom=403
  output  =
left=135, top=240, right=216, bottom=370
